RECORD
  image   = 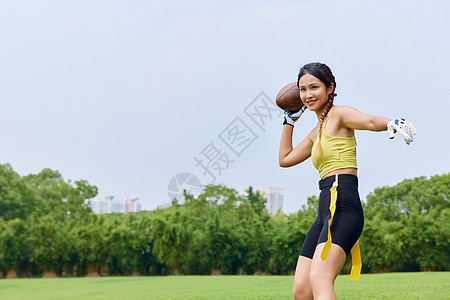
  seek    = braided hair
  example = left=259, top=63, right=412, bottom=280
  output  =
left=297, top=62, right=337, bottom=151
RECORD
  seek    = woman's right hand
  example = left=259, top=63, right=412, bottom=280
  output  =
left=282, top=105, right=307, bottom=126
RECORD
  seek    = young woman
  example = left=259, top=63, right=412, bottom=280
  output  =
left=279, top=62, right=416, bottom=300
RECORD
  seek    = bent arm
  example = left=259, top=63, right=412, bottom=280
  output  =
left=339, top=106, right=390, bottom=131
left=279, top=125, right=314, bottom=167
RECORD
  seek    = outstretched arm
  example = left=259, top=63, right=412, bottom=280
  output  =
left=337, top=106, right=416, bottom=144
left=338, top=106, right=390, bottom=131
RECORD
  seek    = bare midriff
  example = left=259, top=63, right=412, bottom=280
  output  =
left=321, top=167, right=357, bottom=179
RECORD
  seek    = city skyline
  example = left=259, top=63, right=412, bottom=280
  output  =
left=90, top=196, right=141, bottom=214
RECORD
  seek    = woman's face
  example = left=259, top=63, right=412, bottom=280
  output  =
left=298, top=73, right=334, bottom=112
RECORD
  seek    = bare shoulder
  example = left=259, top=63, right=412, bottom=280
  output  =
left=333, top=105, right=361, bottom=116
left=332, top=106, right=363, bottom=122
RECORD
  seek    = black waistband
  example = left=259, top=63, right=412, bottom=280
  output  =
left=319, top=174, right=358, bottom=190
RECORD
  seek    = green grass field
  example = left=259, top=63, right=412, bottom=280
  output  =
left=0, top=272, right=449, bottom=299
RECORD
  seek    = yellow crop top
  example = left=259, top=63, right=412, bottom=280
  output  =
left=311, top=109, right=357, bottom=179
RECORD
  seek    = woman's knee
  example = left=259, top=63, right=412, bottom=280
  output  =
left=293, top=279, right=312, bottom=300
left=293, top=255, right=314, bottom=299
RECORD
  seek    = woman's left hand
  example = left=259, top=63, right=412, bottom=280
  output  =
left=387, top=118, right=417, bottom=145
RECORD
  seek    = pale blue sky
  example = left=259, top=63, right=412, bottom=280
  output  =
left=1, top=0, right=449, bottom=213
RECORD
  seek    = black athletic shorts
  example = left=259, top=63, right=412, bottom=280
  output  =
left=299, top=174, right=364, bottom=259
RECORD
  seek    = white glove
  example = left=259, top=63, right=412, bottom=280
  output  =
left=387, top=118, right=417, bottom=145
left=283, top=106, right=307, bottom=127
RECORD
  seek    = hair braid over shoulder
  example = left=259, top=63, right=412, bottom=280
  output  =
left=318, top=93, right=335, bottom=141
left=316, top=95, right=334, bottom=152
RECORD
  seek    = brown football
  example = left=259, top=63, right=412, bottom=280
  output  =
left=275, top=82, right=304, bottom=112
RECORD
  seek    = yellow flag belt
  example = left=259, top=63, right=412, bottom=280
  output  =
left=320, top=174, right=362, bottom=281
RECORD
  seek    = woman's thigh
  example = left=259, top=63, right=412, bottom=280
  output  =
left=310, top=242, right=346, bottom=282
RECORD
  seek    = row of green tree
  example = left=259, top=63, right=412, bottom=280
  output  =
left=0, top=163, right=448, bottom=277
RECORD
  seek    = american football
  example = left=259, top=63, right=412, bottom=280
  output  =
left=275, top=82, right=304, bottom=112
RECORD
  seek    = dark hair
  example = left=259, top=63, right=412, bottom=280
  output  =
left=297, top=62, right=337, bottom=150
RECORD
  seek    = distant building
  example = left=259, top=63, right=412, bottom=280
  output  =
left=108, top=196, right=124, bottom=213
left=125, top=197, right=141, bottom=213
left=260, top=187, right=284, bottom=215
left=89, top=198, right=107, bottom=214
left=90, top=196, right=141, bottom=214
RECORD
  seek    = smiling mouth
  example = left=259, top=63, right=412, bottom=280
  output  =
left=307, top=100, right=316, bottom=105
